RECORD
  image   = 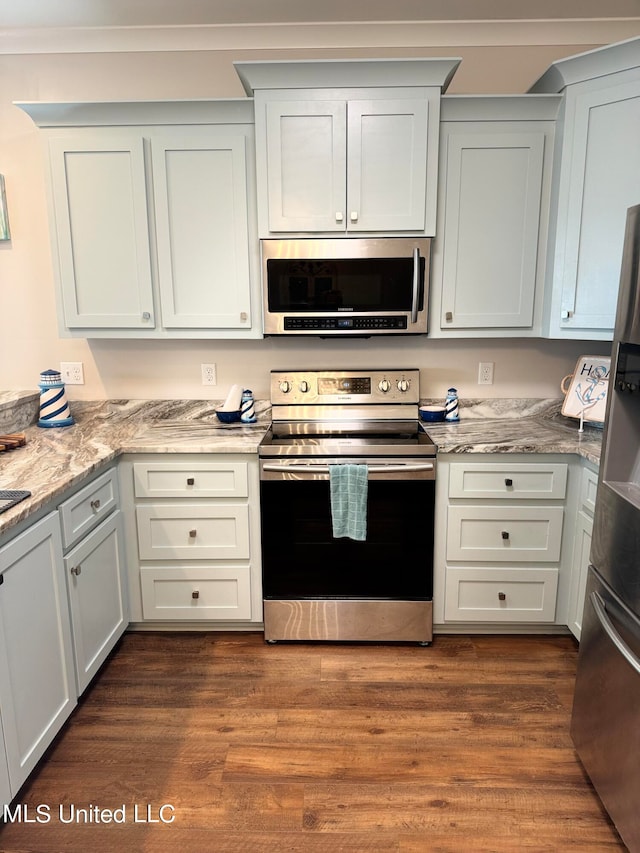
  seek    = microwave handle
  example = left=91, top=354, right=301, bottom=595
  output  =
left=411, top=248, right=420, bottom=324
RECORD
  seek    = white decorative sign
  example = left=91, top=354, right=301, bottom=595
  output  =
left=561, top=355, right=610, bottom=425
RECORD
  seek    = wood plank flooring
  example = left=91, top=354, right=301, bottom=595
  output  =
left=0, top=632, right=626, bottom=852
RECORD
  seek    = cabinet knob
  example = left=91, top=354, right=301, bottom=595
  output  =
left=90, top=499, right=101, bottom=511
left=501, top=531, right=510, bottom=540
left=445, top=311, right=453, bottom=322
left=505, top=478, right=513, bottom=487
left=350, top=211, right=358, bottom=222
left=189, top=529, right=197, bottom=538
left=70, top=565, right=82, bottom=576
left=187, top=477, right=195, bottom=486
left=240, top=311, right=248, bottom=322
left=192, top=590, right=200, bottom=600
left=498, top=591, right=506, bottom=601
left=561, top=310, right=573, bottom=320
left=335, top=212, right=344, bottom=223
left=142, top=311, right=151, bottom=321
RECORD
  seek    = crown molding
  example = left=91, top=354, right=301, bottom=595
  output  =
left=1, top=20, right=640, bottom=55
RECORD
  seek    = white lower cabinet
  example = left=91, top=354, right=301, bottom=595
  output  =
left=0, top=513, right=76, bottom=798
left=59, top=467, right=128, bottom=695
left=436, top=456, right=569, bottom=627
left=126, top=456, right=261, bottom=624
left=445, top=567, right=559, bottom=622
left=140, top=565, right=252, bottom=621
left=0, top=714, right=11, bottom=808
left=64, top=512, right=127, bottom=694
left=567, top=463, right=598, bottom=639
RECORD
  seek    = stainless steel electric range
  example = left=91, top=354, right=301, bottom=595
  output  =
left=258, top=368, right=437, bottom=643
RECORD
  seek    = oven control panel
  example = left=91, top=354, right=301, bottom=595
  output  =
left=270, top=369, right=420, bottom=406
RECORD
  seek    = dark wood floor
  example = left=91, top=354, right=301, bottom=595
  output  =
left=0, top=631, right=625, bottom=852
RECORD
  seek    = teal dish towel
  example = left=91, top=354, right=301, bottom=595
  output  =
left=329, top=463, right=368, bottom=541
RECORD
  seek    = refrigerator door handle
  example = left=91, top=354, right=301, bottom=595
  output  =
left=591, top=590, right=640, bottom=676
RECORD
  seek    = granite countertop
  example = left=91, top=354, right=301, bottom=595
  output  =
left=0, top=398, right=270, bottom=536
left=0, top=396, right=602, bottom=538
left=424, top=398, right=603, bottom=465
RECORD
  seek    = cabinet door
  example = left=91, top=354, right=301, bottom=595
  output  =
left=439, top=127, right=545, bottom=329
left=64, top=512, right=127, bottom=695
left=0, top=513, right=76, bottom=793
left=567, top=510, right=594, bottom=641
left=552, top=78, right=640, bottom=337
left=264, top=100, right=346, bottom=232
left=347, top=99, right=428, bottom=232
left=49, top=134, right=155, bottom=329
left=152, top=133, right=252, bottom=329
left=0, top=716, right=11, bottom=808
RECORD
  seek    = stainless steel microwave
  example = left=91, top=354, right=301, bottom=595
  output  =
left=261, top=237, right=431, bottom=336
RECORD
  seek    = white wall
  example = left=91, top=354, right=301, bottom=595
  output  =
left=0, top=43, right=613, bottom=402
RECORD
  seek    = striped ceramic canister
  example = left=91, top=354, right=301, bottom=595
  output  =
left=38, top=369, right=74, bottom=428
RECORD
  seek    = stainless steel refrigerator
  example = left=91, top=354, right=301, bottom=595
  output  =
left=571, top=203, right=640, bottom=852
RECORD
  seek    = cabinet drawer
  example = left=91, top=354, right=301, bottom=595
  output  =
left=140, top=566, right=251, bottom=620
left=136, top=505, right=250, bottom=560
left=449, top=462, right=567, bottom=500
left=445, top=567, right=558, bottom=622
left=134, top=461, right=248, bottom=499
left=59, top=468, right=119, bottom=550
left=580, top=466, right=599, bottom=516
left=446, top=505, right=564, bottom=562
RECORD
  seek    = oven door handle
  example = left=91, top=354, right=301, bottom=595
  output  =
left=411, top=247, right=420, bottom=324
left=261, top=462, right=434, bottom=475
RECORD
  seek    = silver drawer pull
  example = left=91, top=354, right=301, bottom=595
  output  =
left=498, top=591, right=506, bottom=601
left=192, top=590, right=200, bottom=600
left=189, top=529, right=197, bottom=538
left=90, top=499, right=101, bottom=511
left=70, top=565, right=82, bottom=576
left=501, top=531, right=510, bottom=540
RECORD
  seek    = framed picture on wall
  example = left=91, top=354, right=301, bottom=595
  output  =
left=0, top=175, right=10, bottom=241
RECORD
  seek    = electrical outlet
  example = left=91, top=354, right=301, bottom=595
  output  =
left=478, top=362, right=494, bottom=385
left=60, top=362, right=84, bottom=385
left=201, top=363, right=217, bottom=386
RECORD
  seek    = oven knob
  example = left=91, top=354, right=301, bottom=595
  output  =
left=397, top=379, right=410, bottom=392
left=378, top=379, right=391, bottom=393
left=299, top=380, right=309, bottom=393
left=279, top=380, right=291, bottom=393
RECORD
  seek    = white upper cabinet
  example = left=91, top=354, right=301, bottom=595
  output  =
left=235, top=59, right=460, bottom=237
left=151, top=130, right=252, bottom=330
left=262, top=95, right=431, bottom=234
left=429, top=96, right=559, bottom=337
left=19, top=101, right=261, bottom=339
left=49, top=134, right=155, bottom=330
left=530, top=37, right=640, bottom=339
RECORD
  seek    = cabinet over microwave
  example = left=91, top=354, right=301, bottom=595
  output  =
left=261, top=237, right=430, bottom=336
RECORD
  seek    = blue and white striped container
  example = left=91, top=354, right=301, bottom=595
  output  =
left=240, top=389, right=257, bottom=423
left=38, top=369, right=74, bottom=428
left=444, top=387, right=460, bottom=422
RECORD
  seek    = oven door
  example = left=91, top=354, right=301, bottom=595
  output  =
left=259, top=458, right=435, bottom=601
